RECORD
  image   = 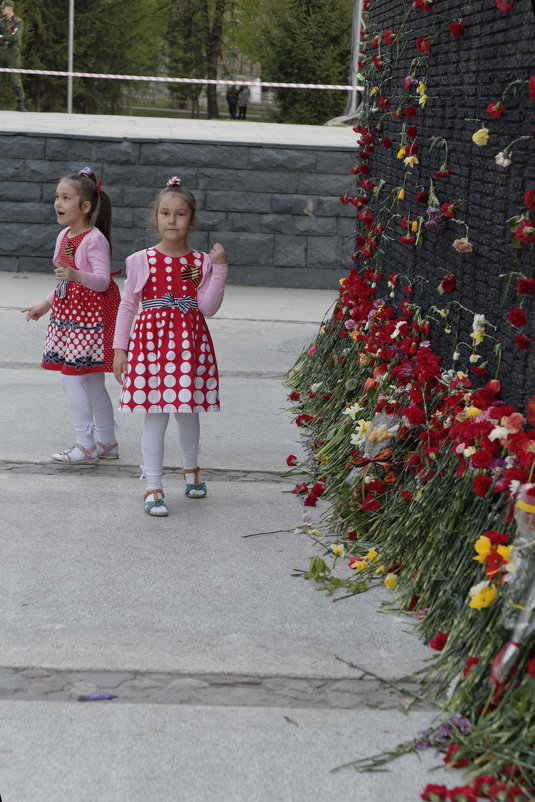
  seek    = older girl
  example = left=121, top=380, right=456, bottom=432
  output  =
left=113, top=177, right=228, bottom=517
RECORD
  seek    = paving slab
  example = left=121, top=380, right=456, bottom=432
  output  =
left=0, top=271, right=459, bottom=799
left=0, top=472, right=435, bottom=678
left=0, top=702, right=454, bottom=802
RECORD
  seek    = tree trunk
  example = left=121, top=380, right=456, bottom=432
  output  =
left=201, top=0, right=226, bottom=119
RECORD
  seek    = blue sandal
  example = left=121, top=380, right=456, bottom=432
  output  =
left=183, top=467, right=207, bottom=498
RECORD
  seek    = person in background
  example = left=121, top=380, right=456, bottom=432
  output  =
left=237, top=85, right=250, bottom=120
left=226, top=84, right=239, bottom=119
left=0, top=0, right=26, bottom=111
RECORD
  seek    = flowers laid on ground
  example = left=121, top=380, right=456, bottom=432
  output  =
left=283, top=0, right=534, bottom=788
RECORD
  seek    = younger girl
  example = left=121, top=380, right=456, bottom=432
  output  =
left=113, top=177, right=228, bottom=517
left=22, top=167, right=120, bottom=464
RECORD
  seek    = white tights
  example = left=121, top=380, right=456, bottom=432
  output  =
left=141, top=412, right=200, bottom=491
left=60, top=372, right=116, bottom=450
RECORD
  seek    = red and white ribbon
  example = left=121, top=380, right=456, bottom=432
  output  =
left=0, top=67, right=362, bottom=91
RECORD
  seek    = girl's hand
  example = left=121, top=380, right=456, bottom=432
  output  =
left=54, top=261, right=77, bottom=282
left=20, top=300, right=51, bottom=321
left=113, top=349, right=128, bottom=384
left=209, top=243, right=226, bottom=264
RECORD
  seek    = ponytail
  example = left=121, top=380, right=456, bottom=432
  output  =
left=63, top=167, right=113, bottom=254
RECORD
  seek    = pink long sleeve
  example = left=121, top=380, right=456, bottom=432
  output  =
left=112, top=274, right=143, bottom=351
left=197, top=257, right=228, bottom=317
left=77, top=234, right=111, bottom=292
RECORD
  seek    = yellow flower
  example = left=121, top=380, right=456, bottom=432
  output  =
left=370, top=85, right=378, bottom=95
left=339, top=278, right=346, bottom=285
left=472, top=127, right=489, bottom=146
left=473, top=535, right=492, bottom=563
left=419, top=94, right=428, bottom=107
left=411, top=220, right=419, bottom=232
left=354, top=560, right=367, bottom=570
left=470, top=330, right=485, bottom=345
left=468, top=581, right=496, bottom=609
left=417, top=82, right=426, bottom=95
left=439, top=308, right=449, bottom=318
left=384, top=573, right=397, bottom=589
left=309, top=528, right=318, bottom=536
left=465, top=406, right=482, bottom=418
left=497, top=545, right=513, bottom=562
left=398, top=188, right=405, bottom=200
left=374, top=564, right=386, bottom=575
left=320, top=455, right=328, bottom=463
left=331, top=543, right=345, bottom=558
left=397, top=147, right=406, bottom=159
left=404, top=155, right=419, bottom=167
left=366, top=548, right=379, bottom=562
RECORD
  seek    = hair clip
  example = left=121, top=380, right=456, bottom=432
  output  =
left=166, top=176, right=182, bottom=187
left=97, top=180, right=103, bottom=193
left=79, top=166, right=93, bottom=178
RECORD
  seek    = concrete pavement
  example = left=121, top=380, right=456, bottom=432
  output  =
left=0, top=271, right=455, bottom=800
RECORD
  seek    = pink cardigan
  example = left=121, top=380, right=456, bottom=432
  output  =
left=45, top=227, right=112, bottom=306
left=113, top=248, right=228, bottom=351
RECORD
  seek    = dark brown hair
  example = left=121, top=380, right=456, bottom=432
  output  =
left=152, top=183, right=197, bottom=220
left=62, top=169, right=112, bottom=253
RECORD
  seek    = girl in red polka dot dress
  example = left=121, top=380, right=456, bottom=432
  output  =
left=113, top=177, right=228, bottom=517
left=22, top=167, right=120, bottom=464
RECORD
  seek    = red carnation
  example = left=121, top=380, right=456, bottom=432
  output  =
left=289, top=391, right=301, bottom=401
left=373, top=55, right=383, bottom=70
left=472, top=365, right=489, bottom=378
left=496, top=0, right=514, bottom=9
left=435, top=169, right=451, bottom=178
left=421, top=785, right=449, bottom=802
left=517, top=277, right=535, bottom=294
left=515, top=334, right=531, bottom=351
left=371, top=35, right=379, bottom=47
left=484, top=529, right=510, bottom=546
left=309, top=482, right=325, bottom=497
left=464, top=656, right=479, bottom=677
left=379, top=96, right=389, bottom=109
left=449, top=22, right=465, bottom=36
left=405, top=105, right=417, bottom=117
left=382, top=137, right=392, bottom=149
left=407, top=125, right=418, bottom=138
left=286, top=455, right=297, bottom=466
left=429, top=632, right=448, bottom=651
left=525, top=188, right=535, bottom=210
left=442, top=201, right=456, bottom=217
left=416, top=37, right=431, bottom=55
left=487, top=101, right=506, bottom=119
left=361, top=178, right=373, bottom=189
left=508, top=307, right=527, bottom=327
left=405, top=405, right=426, bottom=425
left=471, top=449, right=495, bottom=468
left=473, top=475, right=493, bottom=497
left=513, top=218, right=535, bottom=243
left=528, top=656, right=535, bottom=679
left=401, top=235, right=415, bottom=245
left=416, top=191, right=428, bottom=203
left=440, top=274, right=455, bottom=293
left=384, top=30, right=396, bottom=44
left=444, top=744, right=469, bottom=768
left=359, top=163, right=370, bottom=174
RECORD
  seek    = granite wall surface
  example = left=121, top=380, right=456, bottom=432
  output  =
left=0, top=131, right=356, bottom=289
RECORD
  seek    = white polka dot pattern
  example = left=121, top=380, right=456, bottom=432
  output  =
left=119, top=248, right=220, bottom=414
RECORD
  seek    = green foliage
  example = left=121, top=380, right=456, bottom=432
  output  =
left=19, top=0, right=162, bottom=113
left=164, top=0, right=205, bottom=116
left=258, top=0, right=353, bottom=124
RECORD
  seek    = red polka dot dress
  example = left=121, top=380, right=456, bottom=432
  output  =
left=42, top=230, right=120, bottom=375
left=119, top=248, right=220, bottom=413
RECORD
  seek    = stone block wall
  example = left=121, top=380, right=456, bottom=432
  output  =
left=355, top=0, right=534, bottom=408
left=0, top=131, right=356, bottom=289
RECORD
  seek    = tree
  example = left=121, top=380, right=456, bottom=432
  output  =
left=164, top=0, right=205, bottom=117
left=258, top=0, right=353, bottom=125
left=19, top=0, right=162, bottom=113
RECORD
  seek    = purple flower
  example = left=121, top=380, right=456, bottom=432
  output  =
left=449, top=715, right=473, bottom=736
left=78, top=166, right=93, bottom=177
left=426, top=207, right=441, bottom=216
left=434, top=213, right=449, bottom=230
left=435, top=723, right=452, bottom=741
left=425, top=219, right=439, bottom=231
